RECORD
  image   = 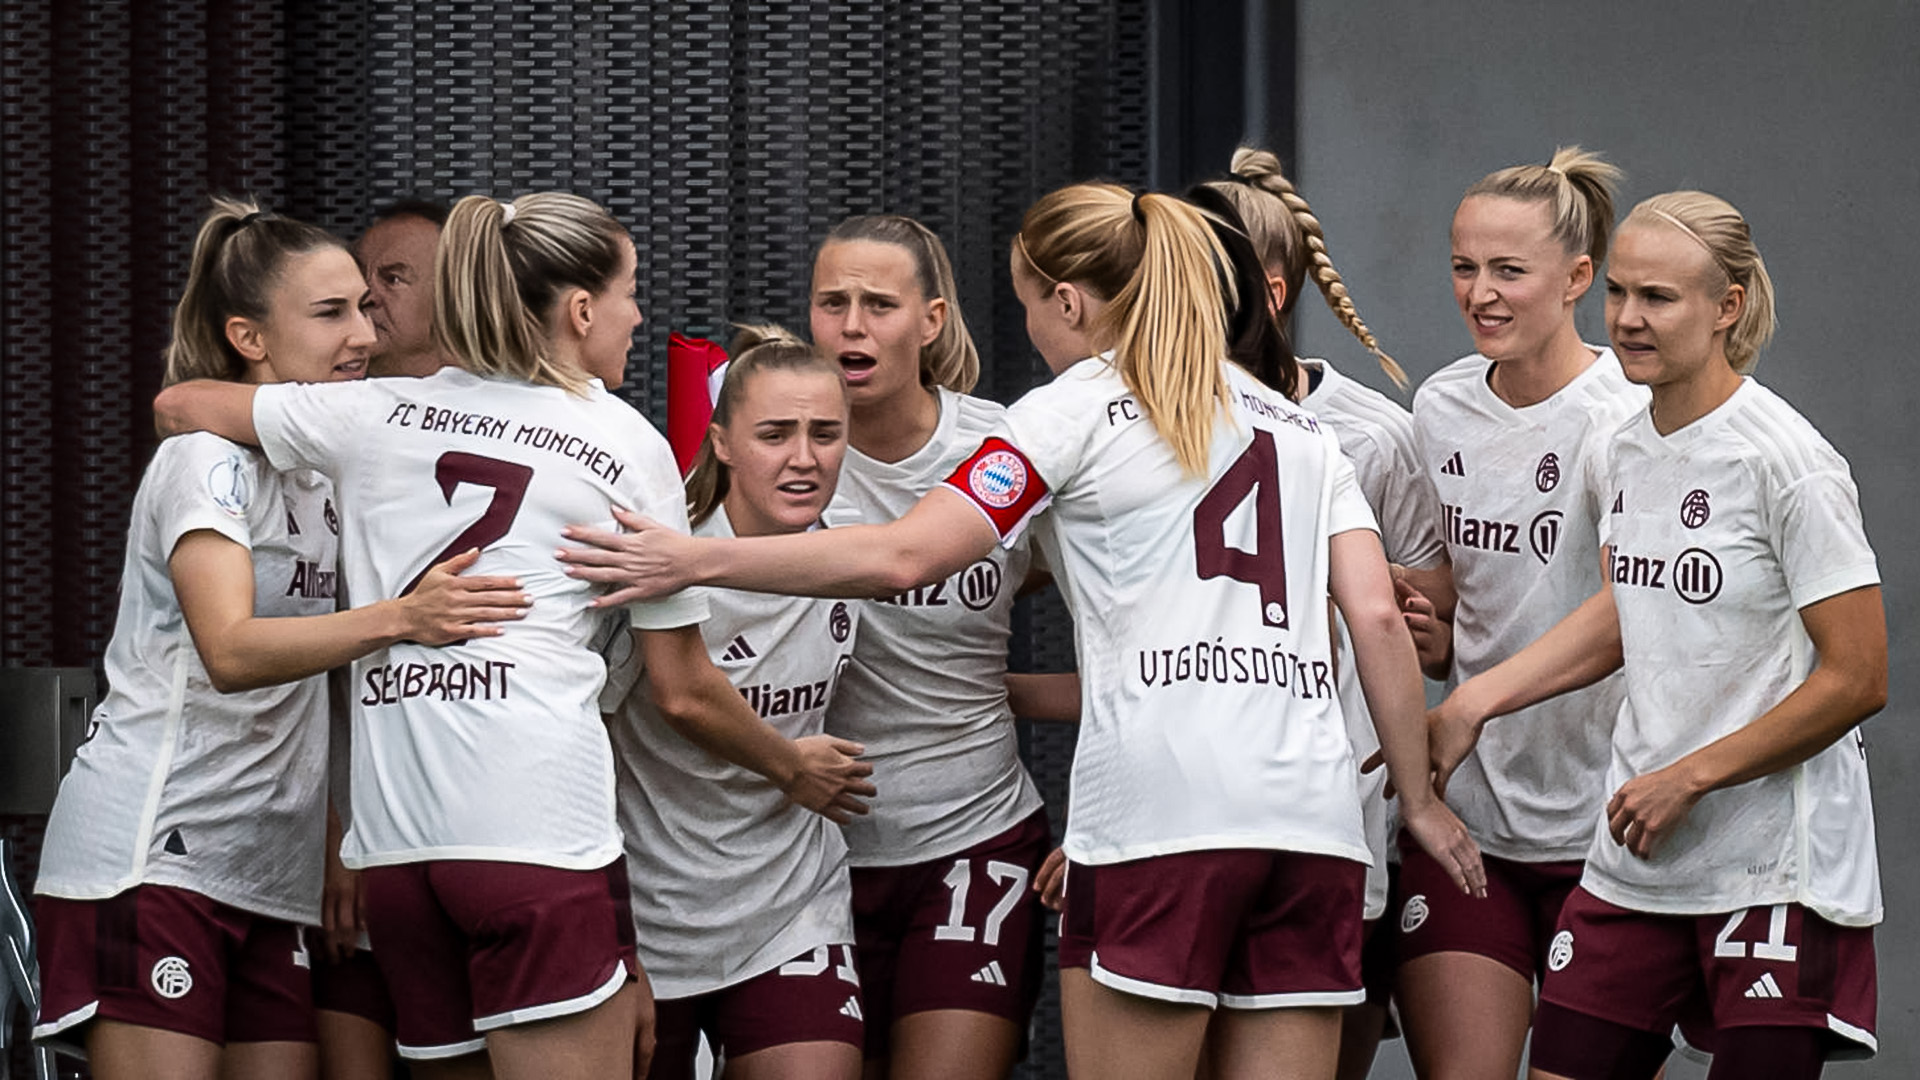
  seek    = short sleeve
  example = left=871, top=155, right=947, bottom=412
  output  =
left=150, top=433, right=264, bottom=555
left=1370, top=433, right=1445, bottom=570
left=1327, top=442, right=1379, bottom=537
left=1774, top=468, right=1880, bottom=610
left=613, top=412, right=713, bottom=631
left=254, top=380, right=384, bottom=476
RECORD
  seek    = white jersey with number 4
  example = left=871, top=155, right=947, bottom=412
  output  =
left=946, top=359, right=1377, bottom=866
left=1302, top=357, right=1445, bottom=917
left=828, top=387, right=1043, bottom=866
left=1413, top=349, right=1646, bottom=861
left=253, top=368, right=707, bottom=871
left=36, top=434, right=336, bottom=924
left=603, top=507, right=859, bottom=999
left=1590, top=379, right=1881, bottom=926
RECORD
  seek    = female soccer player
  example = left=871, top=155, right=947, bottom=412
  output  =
left=1397, top=148, right=1646, bottom=1080
left=1194, top=146, right=1449, bottom=1080
left=1427, top=190, right=1884, bottom=1080
left=796, top=214, right=1049, bottom=1080
left=151, top=192, right=872, bottom=1080
left=560, top=182, right=1485, bottom=1080
left=31, top=198, right=523, bottom=1080
left=604, top=325, right=866, bottom=1080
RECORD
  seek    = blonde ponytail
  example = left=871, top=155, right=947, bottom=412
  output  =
left=1016, top=184, right=1232, bottom=476
left=684, top=323, right=846, bottom=526
left=1623, top=191, right=1777, bottom=373
left=1465, top=146, right=1623, bottom=266
left=434, top=192, right=630, bottom=393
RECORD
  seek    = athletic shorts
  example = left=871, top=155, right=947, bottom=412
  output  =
left=1062, top=848, right=1365, bottom=1010
left=850, top=809, right=1049, bottom=1059
left=33, top=886, right=316, bottom=1046
left=1536, top=887, right=1877, bottom=1059
left=1394, top=835, right=1582, bottom=980
left=360, top=858, right=636, bottom=1060
left=1360, top=863, right=1402, bottom=1013
left=311, top=946, right=396, bottom=1033
left=646, top=944, right=864, bottom=1079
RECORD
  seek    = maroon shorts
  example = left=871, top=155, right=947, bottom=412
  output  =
left=1062, top=848, right=1365, bottom=1009
left=33, top=886, right=316, bottom=1046
left=1537, top=887, right=1877, bottom=1058
left=850, top=809, right=1049, bottom=1059
left=646, top=944, right=864, bottom=1079
left=311, top=946, right=396, bottom=1033
left=1394, top=836, right=1582, bottom=981
left=360, top=858, right=637, bottom=1060
left=1360, top=861, right=1402, bottom=1013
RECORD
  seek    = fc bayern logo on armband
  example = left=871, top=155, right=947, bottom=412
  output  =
left=968, top=450, right=1029, bottom=509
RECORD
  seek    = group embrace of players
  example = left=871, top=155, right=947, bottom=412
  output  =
left=24, top=142, right=1885, bottom=1080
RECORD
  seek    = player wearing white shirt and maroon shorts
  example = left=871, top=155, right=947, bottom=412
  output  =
left=556, top=184, right=1486, bottom=1080
left=1431, top=192, right=1885, bottom=1080
left=36, top=202, right=522, bottom=1080
left=604, top=327, right=870, bottom=1080
left=155, top=194, right=870, bottom=1080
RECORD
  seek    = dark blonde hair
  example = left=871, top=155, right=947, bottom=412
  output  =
left=819, top=215, right=979, bottom=393
left=685, top=324, right=848, bottom=527
left=163, top=197, right=348, bottom=385
left=1622, top=191, right=1777, bottom=373
left=1015, top=183, right=1233, bottom=476
left=1200, top=147, right=1405, bottom=389
left=434, top=193, right=631, bottom=392
left=1463, top=146, right=1623, bottom=267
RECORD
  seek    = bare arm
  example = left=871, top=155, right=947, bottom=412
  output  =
left=154, top=379, right=262, bottom=443
left=1605, top=585, right=1886, bottom=859
left=171, top=536, right=530, bottom=693
left=1006, top=672, right=1081, bottom=723
left=560, top=488, right=1000, bottom=604
left=1330, top=528, right=1485, bottom=898
left=636, top=624, right=875, bottom=823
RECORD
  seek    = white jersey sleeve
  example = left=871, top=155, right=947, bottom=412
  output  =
left=253, top=369, right=705, bottom=870
left=1301, top=358, right=1444, bottom=568
left=1411, top=349, right=1647, bottom=861
left=36, top=434, right=335, bottom=924
left=607, top=507, right=858, bottom=997
left=948, top=359, right=1371, bottom=867
left=1586, top=380, right=1881, bottom=925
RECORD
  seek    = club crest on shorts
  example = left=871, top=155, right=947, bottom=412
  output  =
left=967, top=450, right=1028, bottom=509
left=1681, top=488, right=1711, bottom=529
left=1535, top=452, right=1561, bottom=493
left=151, top=955, right=193, bottom=999
left=207, top=454, right=253, bottom=517
left=1400, top=894, right=1430, bottom=933
left=1547, top=929, right=1575, bottom=972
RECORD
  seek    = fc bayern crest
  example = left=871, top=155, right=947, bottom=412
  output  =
left=1535, top=452, right=1561, bottom=493
left=1680, top=489, right=1711, bottom=529
left=968, top=450, right=1028, bottom=509
left=829, top=602, right=851, bottom=643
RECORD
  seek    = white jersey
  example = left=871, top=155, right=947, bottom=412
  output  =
left=828, top=386, right=1043, bottom=866
left=948, top=359, right=1377, bottom=866
left=253, top=368, right=708, bottom=870
left=603, top=507, right=859, bottom=999
left=1588, top=380, right=1881, bottom=925
left=1302, top=357, right=1445, bottom=917
left=1413, top=350, right=1645, bottom=860
left=36, top=434, right=336, bottom=924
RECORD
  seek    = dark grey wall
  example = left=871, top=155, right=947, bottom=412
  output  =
left=1290, top=2, right=1918, bottom=1076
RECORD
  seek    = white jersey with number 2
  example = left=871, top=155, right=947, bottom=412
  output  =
left=253, top=368, right=708, bottom=871
left=945, top=358, right=1377, bottom=867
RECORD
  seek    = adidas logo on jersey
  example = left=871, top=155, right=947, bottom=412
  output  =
left=1439, top=451, right=1465, bottom=476
left=720, top=636, right=757, bottom=663
left=1744, top=972, right=1785, bottom=999
left=839, top=997, right=863, bottom=1020
left=971, top=961, right=1008, bottom=987
left=1611, top=491, right=1625, bottom=514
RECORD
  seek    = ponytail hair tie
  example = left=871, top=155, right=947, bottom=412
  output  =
left=499, top=200, right=517, bottom=225
left=1131, top=190, right=1149, bottom=224
left=238, top=210, right=275, bottom=228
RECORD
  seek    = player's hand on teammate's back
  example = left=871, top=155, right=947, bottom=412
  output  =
left=783, top=735, right=876, bottom=825
left=398, top=547, right=532, bottom=644
left=558, top=506, right=696, bottom=605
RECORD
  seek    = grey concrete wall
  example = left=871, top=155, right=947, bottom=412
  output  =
left=1291, top=2, right=1919, bottom=1076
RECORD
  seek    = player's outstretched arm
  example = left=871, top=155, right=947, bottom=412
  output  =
left=1605, top=585, right=1886, bottom=860
left=153, top=379, right=262, bottom=444
left=561, top=487, right=998, bottom=605
left=172, top=539, right=530, bottom=693
left=1330, top=527, right=1486, bottom=899
left=638, top=624, right=876, bottom=824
